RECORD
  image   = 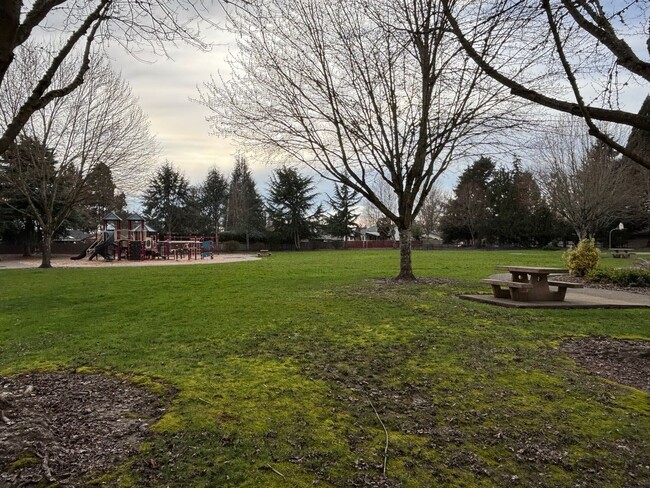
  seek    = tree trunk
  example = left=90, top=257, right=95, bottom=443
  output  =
left=396, top=227, right=415, bottom=281
left=40, top=231, right=53, bottom=268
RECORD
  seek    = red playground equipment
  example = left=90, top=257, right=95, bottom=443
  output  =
left=71, top=212, right=215, bottom=261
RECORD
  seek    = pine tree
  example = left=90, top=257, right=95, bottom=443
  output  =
left=326, top=183, right=361, bottom=241
left=142, top=162, right=190, bottom=236
left=226, top=156, right=265, bottom=249
left=200, top=167, right=228, bottom=240
left=266, top=166, right=322, bottom=249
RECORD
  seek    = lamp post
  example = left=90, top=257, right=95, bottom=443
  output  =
left=608, top=222, right=624, bottom=250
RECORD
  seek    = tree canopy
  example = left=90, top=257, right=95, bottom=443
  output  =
left=266, top=166, right=322, bottom=249
left=202, top=0, right=522, bottom=279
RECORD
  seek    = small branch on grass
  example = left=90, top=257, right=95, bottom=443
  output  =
left=196, top=397, right=214, bottom=406
left=369, top=399, right=389, bottom=476
left=266, top=464, right=285, bottom=477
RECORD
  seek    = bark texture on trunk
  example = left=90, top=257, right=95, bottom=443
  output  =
left=396, top=227, right=415, bottom=280
left=39, top=232, right=52, bottom=268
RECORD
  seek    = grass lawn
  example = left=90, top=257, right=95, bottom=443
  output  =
left=0, top=249, right=648, bottom=487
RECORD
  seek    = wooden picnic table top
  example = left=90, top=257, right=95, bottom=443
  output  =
left=495, top=265, right=568, bottom=274
left=609, top=248, right=633, bottom=251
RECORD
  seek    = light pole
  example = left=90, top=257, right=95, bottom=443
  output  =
left=608, top=222, right=624, bottom=250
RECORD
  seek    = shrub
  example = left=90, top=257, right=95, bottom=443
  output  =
left=221, top=240, right=240, bottom=253
left=588, top=268, right=650, bottom=287
left=562, top=238, right=600, bottom=277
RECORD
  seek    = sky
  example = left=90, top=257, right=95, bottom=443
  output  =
left=106, top=20, right=254, bottom=188
left=100, top=3, right=647, bottom=207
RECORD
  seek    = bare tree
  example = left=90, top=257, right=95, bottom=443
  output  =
left=535, top=117, right=638, bottom=240
left=416, top=186, right=447, bottom=237
left=0, top=0, right=222, bottom=157
left=442, top=0, right=650, bottom=170
left=0, top=54, right=156, bottom=267
left=200, top=0, right=522, bottom=279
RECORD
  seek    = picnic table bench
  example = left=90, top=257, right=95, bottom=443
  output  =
left=481, top=266, right=583, bottom=302
left=610, top=248, right=633, bottom=258
left=257, top=249, right=271, bottom=257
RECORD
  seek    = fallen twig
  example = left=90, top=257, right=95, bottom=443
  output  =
left=196, top=397, right=214, bottom=406
left=369, top=399, right=389, bottom=476
left=266, top=464, right=285, bottom=478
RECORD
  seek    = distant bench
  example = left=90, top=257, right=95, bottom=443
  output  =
left=610, top=248, right=633, bottom=259
left=257, top=249, right=271, bottom=257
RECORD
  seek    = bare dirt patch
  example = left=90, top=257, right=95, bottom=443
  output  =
left=0, top=372, right=172, bottom=487
left=562, top=337, right=650, bottom=393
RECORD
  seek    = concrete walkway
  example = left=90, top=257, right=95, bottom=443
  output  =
left=460, top=274, right=650, bottom=309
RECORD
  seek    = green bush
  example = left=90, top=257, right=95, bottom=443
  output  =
left=562, top=238, right=600, bottom=277
left=588, top=268, right=650, bottom=287
left=221, top=240, right=241, bottom=253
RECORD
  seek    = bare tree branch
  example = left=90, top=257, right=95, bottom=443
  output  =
left=441, top=0, right=650, bottom=170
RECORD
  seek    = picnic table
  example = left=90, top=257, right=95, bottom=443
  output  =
left=481, top=265, right=582, bottom=302
left=610, top=248, right=633, bottom=258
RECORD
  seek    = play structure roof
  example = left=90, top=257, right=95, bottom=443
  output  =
left=127, top=213, right=146, bottom=221
left=132, top=223, right=157, bottom=233
left=102, top=211, right=122, bottom=221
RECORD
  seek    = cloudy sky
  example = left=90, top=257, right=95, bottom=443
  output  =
left=106, top=23, right=247, bottom=187
left=102, top=5, right=648, bottom=205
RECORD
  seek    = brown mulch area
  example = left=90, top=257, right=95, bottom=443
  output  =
left=0, top=372, right=172, bottom=487
left=561, top=337, right=650, bottom=393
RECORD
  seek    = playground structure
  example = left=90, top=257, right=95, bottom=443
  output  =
left=71, top=212, right=216, bottom=261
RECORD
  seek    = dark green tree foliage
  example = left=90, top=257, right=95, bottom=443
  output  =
left=0, top=141, right=37, bottom=255
left=441, top=157, right=558, bottom=246
left=326, top=183, right=361, bottom=241
left=440, top=157, right=494, bottom=244
left=376, top=217, right=395, bottom=240
left=200, top=167, right=229, bottom=238
left=226, top=156, right=265, bottom=249
left=0, top=136, right=77, bottom=266
left=177, top=185, right=208, bottom=235
left=484, top=162, right=552, bottom=246
left=142, top=162, right=190, bottom=236
left=76, top=162, right=127, bottom=231
left=267, top=166, right=322, bottom=249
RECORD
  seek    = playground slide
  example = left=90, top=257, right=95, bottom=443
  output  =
left=88, top=235, right=115, bottom=261
left=70, top=240, right=97, bottom=260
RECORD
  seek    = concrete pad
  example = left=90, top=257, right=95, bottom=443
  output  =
left=459, top=273, right=650, bottom=309
left=460, top=285, right=650, bottom=309
left=459, top=290, right=650, bottom=309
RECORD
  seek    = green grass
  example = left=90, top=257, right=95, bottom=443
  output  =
left=0, top=250, right=648, bottom=487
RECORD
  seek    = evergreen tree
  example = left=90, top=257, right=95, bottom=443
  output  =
left=440, top=157, right=494, bottom=245
left=326, top=183, right=361, bottom=241
left=142, top=162, right=190, bottom=236
left=76, top=162, right=127, bottom=231
left=226, top=156, right=265, bottom=249
left=266, top=166, right=322, bottom=249
left=201, top=167, right=228, bottom=240
left=0, top=136, right=76, bottom=266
